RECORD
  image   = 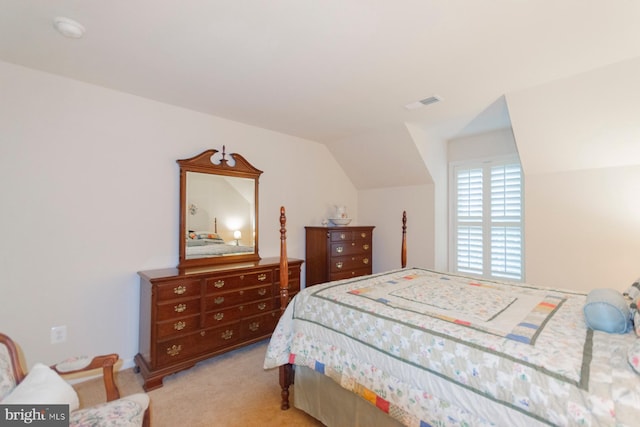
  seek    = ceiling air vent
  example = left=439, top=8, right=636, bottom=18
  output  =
left=404, top=95, right=442, bottom=110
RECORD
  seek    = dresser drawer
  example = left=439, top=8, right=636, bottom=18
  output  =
left=156, top=314, right=200, bottom=339
left=155, top=323, right=242, bottom=367
left=241, top=311, right=279, bottom=340
left=275, top=279, right=300, bottom=309
left=156, top=297, right=200, bottom=321
left=203, top=298, right=274, bottom=328
left=275, top=266, right=301, bottom=282
left=330, top=254, right=371, bottom=273
left=205, top=270, right=272, bottom=291
left=156, top=278, right=201, bottom=301
left=204, top=285, right=272, bottom=310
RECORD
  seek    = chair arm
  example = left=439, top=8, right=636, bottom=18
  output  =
left=0, top=333, right=27, bottom=384
left=51, top=354, right=120, bottom=402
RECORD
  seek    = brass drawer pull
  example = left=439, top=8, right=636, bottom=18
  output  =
left=257, top=273, right=267, bottom=281
left=221, top=330, right=233, bottom=340
left=340, top=233, right=346, bottom=240
left=258, top=303, right=267, bottom=310
left=174, top=303, right=187, bottom=313
left=174, top=285, right=187, bottom=295
left=174, top=321, right=186, bottom=331
left=336, top=261, right=343, bottom=269
left=361, top=232, right=367, bottom=238
left=363, top=258, right=369, bottom=265
left=214, top=296, right=224, bottom=305
left=336, top=246, right=343, bottom=253
left=214, top=312, right=224, bottom=321
left=200, top=331, right=206, bottom=336
left=166, top=344, right=182, bottom=356
left=214, top=280, right=225, bottom=288
left=363, top=244, right=369, bottom=250
left=249, top=322, right=260, bottom=332
left=258, top=288, right=267, bottom=296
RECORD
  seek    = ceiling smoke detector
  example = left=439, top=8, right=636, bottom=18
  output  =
left=404, top=95, right=442, bottom=110
left=53, top=17, right=85, bottom=39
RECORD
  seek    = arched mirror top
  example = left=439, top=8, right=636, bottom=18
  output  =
left=178, top=147, right=262, bottom=269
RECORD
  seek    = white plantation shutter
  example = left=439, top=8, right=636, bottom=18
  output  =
left=452, top=159, right=523, bottom=280
left=490, top=164, right=522, bottom=279
left=455, top=168, right=483, bottom=275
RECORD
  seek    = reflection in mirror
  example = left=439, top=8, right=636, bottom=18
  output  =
left=185, top=172, right=255, bottom=259
left=178, top=148, right=262, bottom=269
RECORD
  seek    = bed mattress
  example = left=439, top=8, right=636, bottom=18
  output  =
left=264, top=268, right=640, bottom=426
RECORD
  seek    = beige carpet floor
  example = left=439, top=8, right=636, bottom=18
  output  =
left=73, top=340, right=324, bottom=426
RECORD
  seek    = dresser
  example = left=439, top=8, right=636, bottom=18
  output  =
left=135, top=257, right=303, bottom=390
left=305, top=226, right=374, bottom=286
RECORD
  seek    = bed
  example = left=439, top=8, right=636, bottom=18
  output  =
left=185, top=232, right=254, bottom=258
left=265, top=208, right=640, bottom=426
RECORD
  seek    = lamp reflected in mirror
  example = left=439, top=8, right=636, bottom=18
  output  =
left=233, top=230, right=242, bottom=246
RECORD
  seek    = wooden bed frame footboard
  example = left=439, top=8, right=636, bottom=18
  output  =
left=277, top=207, right=407, bottom=410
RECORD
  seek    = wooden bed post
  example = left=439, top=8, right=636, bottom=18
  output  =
left=277, top=208, right=407, bottom=411
left=279, top=206, right=293, bottom=409
left=279, top=206, right=289, bottom=316
left=401, top=210, right=407, bottom=268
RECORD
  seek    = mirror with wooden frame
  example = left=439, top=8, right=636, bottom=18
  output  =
left=178, top=147, right=262, bottom=269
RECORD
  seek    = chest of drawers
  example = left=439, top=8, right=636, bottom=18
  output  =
left=305, top=226, right=374, bottom=286
left=135, top=257, right=302, bottom=390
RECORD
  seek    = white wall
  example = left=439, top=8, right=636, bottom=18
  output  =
left=406, top=124, right=446, bottom=271
left=359, top=184, right=434, bottom=272
left=0, top=60, right=357, bottom=368
left=506, top=57, right=640, bottom=292
left=524, top=166, right=640, bottom=291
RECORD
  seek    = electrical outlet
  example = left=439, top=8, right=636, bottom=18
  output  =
left=50, top=325, right=67, bottom=344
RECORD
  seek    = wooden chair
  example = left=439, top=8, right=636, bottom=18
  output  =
left=0, top=333, right=150, bottom=427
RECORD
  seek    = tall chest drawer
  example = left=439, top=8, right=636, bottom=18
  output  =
left=330, top=254, right=371, bottom=274
left=329, top=229, right=373, bottom=242
left=330, top=239, right=372, bottom=257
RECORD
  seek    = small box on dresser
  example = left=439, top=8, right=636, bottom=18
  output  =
left=135, top=257, right=302, bottom=391
left=305, top=226, right=374, bottom=286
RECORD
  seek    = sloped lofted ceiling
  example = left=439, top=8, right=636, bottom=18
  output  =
left=1, top=1, right=639, bottom=188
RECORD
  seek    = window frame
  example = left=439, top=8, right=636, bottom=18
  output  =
left=448, top=154, right=525, bottom=281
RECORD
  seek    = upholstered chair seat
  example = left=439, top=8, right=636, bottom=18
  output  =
left=0, top=333, right=150, bottom=427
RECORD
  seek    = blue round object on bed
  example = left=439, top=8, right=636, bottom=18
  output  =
left=583, top=288, right=632, bottom=334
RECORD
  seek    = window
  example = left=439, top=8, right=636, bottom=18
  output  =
left=450, top=157, right=523, bottom=281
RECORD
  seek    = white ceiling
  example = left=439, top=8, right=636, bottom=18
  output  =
left=2, top=1, right=640, bottom=187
